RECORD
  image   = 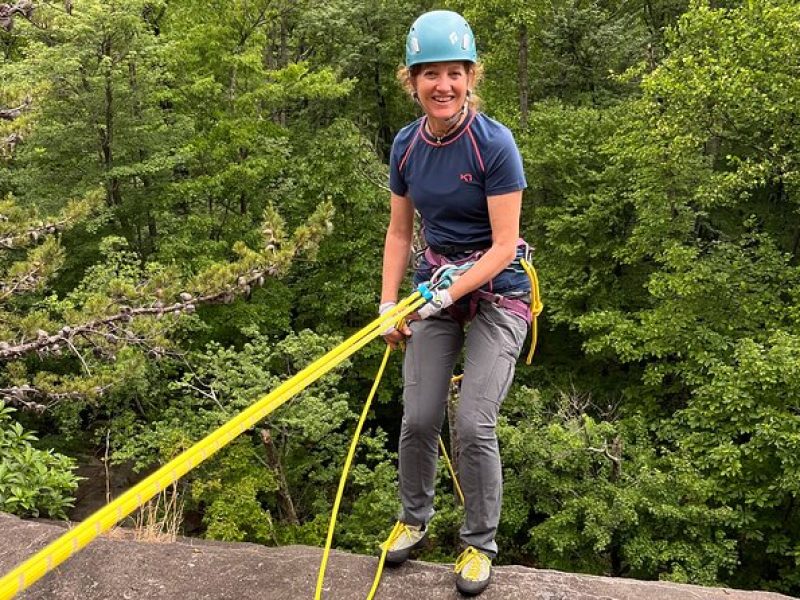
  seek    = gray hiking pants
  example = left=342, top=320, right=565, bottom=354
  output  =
left=398, top=300, right=527, bottom=557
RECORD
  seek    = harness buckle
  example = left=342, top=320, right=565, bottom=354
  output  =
left=430, top=262, right=474, bottom=289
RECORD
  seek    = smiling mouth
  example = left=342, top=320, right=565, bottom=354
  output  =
left=433, top=96, right=455, bottom=104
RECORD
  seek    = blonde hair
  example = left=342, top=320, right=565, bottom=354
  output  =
left=396, top=61, right=485, bottom=111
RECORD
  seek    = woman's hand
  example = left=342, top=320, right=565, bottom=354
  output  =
left=379, top=301, right=413, bottom=350
left=382, top=322, right=412, bottom=350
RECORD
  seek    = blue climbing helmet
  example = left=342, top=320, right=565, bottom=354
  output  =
left=405, top=10, right=478, bottom=67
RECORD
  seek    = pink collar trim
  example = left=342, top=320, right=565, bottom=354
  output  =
left=419, top=111, right=476, bottom=147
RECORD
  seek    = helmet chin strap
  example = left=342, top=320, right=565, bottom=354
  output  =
left=421, top=90, right=472, bottom=140
left=443, top=101, right=468, bottom=127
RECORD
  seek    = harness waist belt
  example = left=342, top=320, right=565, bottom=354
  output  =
left=429, top=243, right=491, bottom=256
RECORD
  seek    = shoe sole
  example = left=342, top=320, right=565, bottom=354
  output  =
left=456, top=576, right=491, bottom=596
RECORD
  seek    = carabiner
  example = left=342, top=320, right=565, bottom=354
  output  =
left=430, top=262, right=474, bottom=290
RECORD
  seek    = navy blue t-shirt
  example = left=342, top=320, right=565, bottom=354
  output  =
left=389, top=111, right=527, bottom=250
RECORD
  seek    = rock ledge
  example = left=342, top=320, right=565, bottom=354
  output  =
left=0, top=513, right=794, bottom=599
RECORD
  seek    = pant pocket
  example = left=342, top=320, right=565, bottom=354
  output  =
left=481, top=354, right=515, bottom=405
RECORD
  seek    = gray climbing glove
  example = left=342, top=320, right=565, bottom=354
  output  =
left=417, top=290, right=453, bottom=320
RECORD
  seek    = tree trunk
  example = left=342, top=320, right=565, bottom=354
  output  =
left=260, top=429, right=299, bottom=525
left=278, top=15, right=288, bottom=126
left=101, top=40, right=122, bottom=209
left=147, top=211, right=158, bottom=255
left=518, top=22, right=529, bottom=130
left=370, top=32, right=392, bottom=159
left=790, top=225, right=800, bottom=264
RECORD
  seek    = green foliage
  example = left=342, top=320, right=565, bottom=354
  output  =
left=533, top=0, right=800, bottom=591
left=1, top=0, right=799, bottom=594
left=285, top=120, right=390, bottom=332
left=0, top=402, right=79, bottom=518
left=113, top=329, right=398, bottom=549
left=332, top=430, right=399, bottom=554
left=499, top=387, right=737, bottom=583
left=191, top=439, right=279, bottom=543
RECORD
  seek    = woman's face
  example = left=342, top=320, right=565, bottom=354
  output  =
left=413, top=62, right=472, bottom=123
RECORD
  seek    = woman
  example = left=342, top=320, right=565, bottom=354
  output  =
left=378, top=10, right=531, bottom=597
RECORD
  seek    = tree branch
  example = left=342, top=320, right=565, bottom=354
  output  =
left=0, top=96, right=31, bottom=121
left=0, top=383, right=109, bottom=412
left=0, top=265, right=281, bottom=361
left=0, top=1, right=34, bottom=32
left=0, top=200, right=333, bottom=362
left=0, top=259, right=47, bottom=300
left=0, top=219, right=66, bottom=250
left=260, top=428, right=299, bottom=525
left=587, top=435, right=623, bottom=481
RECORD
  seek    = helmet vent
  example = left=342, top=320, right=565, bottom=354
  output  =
left=462, top=34, right=471, bottom=50
left=410, top=37, right=420, bottom=53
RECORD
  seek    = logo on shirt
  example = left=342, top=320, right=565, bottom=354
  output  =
left=459, top=173, right=474, bottom=183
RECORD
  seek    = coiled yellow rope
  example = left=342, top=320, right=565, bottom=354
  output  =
left=520, top=258, right=543, bottom=364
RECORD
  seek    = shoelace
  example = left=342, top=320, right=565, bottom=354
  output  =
left=381, top=521, right=414, bottom=551
left=454, top=546, right=490, bottom=580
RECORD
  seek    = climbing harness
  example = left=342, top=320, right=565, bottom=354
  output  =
left=423, top=241, right=543, bottom=363
left=430, top=261, right=474, bottom=289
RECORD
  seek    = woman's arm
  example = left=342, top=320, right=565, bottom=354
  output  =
left=381, top=192, right=415, bottom=305
left=445, top=190, right=523, bottom=302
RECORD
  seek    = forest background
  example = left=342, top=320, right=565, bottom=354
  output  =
left=0, top=0, right=798, bottom=594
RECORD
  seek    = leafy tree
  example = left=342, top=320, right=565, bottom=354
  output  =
left=534, top=0, right=800, bottom=590
left=1, top=0, right=799, bottom=593
left=0, top=401, right=79, bottom=518
left=2, top=1, right=180, bottom=258
left=499, top=386, right=737, bottom=583
left=113, top=329, right=399, bottom=551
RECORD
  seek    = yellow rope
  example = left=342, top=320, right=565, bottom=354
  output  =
left=317, top=363, right=468, bottom=599
left=314, top=345, right=392, bottom=600
left=366, top=520, right=404, bottom=600
left=0, top=294, right=426, bottom=600
left=438, top=436, right=464, bottom=505
left=520, top=258, right=543, bottom=365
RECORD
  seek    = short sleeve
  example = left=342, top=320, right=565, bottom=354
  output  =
left=484, top=128, right=527, bottom=196
left=389, top=137, right=408, bottom=197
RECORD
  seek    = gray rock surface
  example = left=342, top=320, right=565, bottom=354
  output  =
left=0, top=512, right=796, bottom=600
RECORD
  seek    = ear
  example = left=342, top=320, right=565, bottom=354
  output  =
left=412, top=91, right=420, bottom=104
